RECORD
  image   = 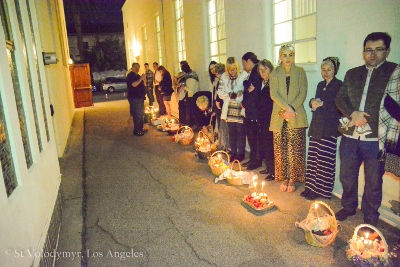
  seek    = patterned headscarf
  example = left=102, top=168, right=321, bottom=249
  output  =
left=278, top=44, right=295, bottom=66
left=322, top=57, right=340, bottom=75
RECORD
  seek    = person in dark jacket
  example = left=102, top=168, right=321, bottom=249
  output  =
left=255, top=59, right=275, bottom=180
left=241, top=52, right=262, bottom=170
left=158, top=65, right=174, bottom=117
left=301, top=57, right=343, bottom=200
left=334, top=32, right=397, bottom=226
left=127, top=62, right=147, bottom=136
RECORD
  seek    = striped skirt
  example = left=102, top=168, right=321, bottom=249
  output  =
left=305, top=136, right=338, bottom=198
left=273, top=122, right=306, bottom=182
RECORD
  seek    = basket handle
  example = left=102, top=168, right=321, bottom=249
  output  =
left=177, top=125, right=193, bottom=134
left=309, top=201, right=338, bottom=229
left=209, top=150, right=230, bottom=164
left=230, top=159, right=242, bottom=171
left=351, top=224, right=388, bottom=257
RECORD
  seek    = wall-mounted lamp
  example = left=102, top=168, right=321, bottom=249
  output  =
left=132, top=40, right=142, bottom=58
left=42, top=52, right=57, bottom=65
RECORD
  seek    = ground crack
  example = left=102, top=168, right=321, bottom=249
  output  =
left=166, top=215, right=217, bottom=267
left=95, top=217, right=130, bottom=250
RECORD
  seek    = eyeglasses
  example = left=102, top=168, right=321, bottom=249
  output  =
left=364, top=48, right=386, bottom=55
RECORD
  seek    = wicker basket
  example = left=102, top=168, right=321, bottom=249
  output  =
left=208, top=150, right=230, bottom=177
left=226, top=160, right=243, bottom=185
left=295, top=201, right=339, bottom=248
left=160, top=117, right=180, bottom=133
left=346, top=224, right=388, bottom=266
left=196, top=147, right=217, bottom=160
left=175, top=126, right=194, bottom=146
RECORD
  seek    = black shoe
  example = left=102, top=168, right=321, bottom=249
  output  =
left=305, top=192, right=318, bottom=200
left=364, top=218, right=378, bottom=227
left=241, top=160, right=251, bottom=167
left=259, top=169, right=269, bottom=174
left=300, top=190, right=310, bottom=198
left=264, top=173, right=275, bottom=181
left=335, top=209, right=356, bottom=221
left=236, top=154, right=245, bottom=162
left=134, top=132, right=145, bottom=136
left=246, top=161, right=262, bottom=170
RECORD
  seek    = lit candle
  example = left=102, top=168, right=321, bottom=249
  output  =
left=314, top=203, right=320, bottom=221
left=254, top=182, right=258, bottom=196
left=261, top=181, right=265, bottom=197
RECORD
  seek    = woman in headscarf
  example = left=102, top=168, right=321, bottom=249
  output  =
left=269, top=44, right=308, bottom=193
left=301, top=57, right=343, bottom=200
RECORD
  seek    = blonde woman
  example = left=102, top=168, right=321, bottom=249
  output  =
left=218, top=57, right=248, bottom=162
left=269, top=44, right=308, bottom=192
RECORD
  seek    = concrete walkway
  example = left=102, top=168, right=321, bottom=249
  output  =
left=56, top=100, right=399, bottom=267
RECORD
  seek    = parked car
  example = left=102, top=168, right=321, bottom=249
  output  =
left=102, top=77, right=127, bottom=93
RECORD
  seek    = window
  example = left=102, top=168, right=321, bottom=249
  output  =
left=274, top=0, right=316, bottom=64
left=175, top=0, right=186, bottom=62
left=155, top=14, right=162, bottom=65
left=15, top=0, right=43, bottom=152
left=141, top=25, right=148, bottom=63
left=25, top=0, right=50, bottom=143
left=0, top=0, right=18, bottom=196
left=208, top=0, right=226, bottom=64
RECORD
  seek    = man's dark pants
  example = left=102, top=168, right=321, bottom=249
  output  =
left=244, top=119, right=258, bottom=162
left=147, top=87, right=155, bottom=106
left=128, top=97, right=144, bottom=134
left=339, top=136, right=384, bottom=225
left=155, top=85, right=166, bottom=115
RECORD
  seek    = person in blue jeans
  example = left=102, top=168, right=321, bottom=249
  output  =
left=335, top=32, right=397, bottom=226
left=127, top=63, right=147, bottom=136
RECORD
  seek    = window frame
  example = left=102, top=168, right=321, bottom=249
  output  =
left=273, top=0, right=316, bottom=65
left=208, top=0, right=226, bottom=64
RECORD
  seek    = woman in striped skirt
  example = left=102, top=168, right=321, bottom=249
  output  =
left=300, top=57, right=343, bottom=200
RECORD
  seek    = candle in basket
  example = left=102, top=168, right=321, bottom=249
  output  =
left=254, top=182, right=258, bottom=196
left=261, top=181, right=265, bottom=197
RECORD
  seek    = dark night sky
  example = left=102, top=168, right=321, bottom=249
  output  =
left=64, top=0, right=126, bottom=34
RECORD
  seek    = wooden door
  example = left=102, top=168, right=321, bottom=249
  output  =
left=69, top=63, right=93, bottom=108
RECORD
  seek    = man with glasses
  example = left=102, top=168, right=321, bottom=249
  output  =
left=335, top=32, right=397, bottom=226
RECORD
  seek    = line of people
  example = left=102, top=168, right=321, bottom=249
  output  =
left=126, top=31, right=399, bottom=227
left=209, top=32, right=399, bottom=227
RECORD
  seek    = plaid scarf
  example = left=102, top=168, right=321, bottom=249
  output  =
left=378, top=65, right=400, bottom=159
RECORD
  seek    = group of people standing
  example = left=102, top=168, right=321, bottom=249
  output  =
left=208, top=31, right=399, bottom=227
left=126, top=31, right=399, bottom=227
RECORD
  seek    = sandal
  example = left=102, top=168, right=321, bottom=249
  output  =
left=279, top=180, right=288, bottom=192
left=287, top=179, right=296, bottom=193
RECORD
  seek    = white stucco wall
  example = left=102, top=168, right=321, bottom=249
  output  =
left=122, top=0, right=400, bottom=228
left=0, top=0, right=73, bottom=266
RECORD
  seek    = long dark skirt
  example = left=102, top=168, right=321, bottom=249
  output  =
left=305, top=136, right=338, bottom=198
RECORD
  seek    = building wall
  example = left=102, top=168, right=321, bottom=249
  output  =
left=36, top=0, right=75, bottom=157
left=122, top=0, right=400, bottom=227
left=0, top=0, right=73, bottom=266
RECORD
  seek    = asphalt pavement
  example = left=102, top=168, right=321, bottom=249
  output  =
left=55, top=99, right=400, bottom=267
